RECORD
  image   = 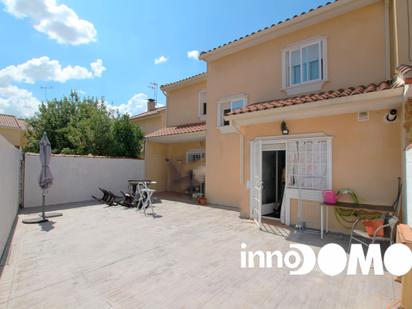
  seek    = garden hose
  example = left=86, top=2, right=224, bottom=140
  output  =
left=333, top=188, right=380, bottom=229
left=334, top=208, right=380, bottom=229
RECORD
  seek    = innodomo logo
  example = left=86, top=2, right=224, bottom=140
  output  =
left=240, top=242, right=412, bottom=276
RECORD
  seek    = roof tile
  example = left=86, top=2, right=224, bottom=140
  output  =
left=227, top=80, right=394, bottom=116
left=394, top=64, right=412, bottom=86
left=131, top=106, right=166, bottom=120
left=200, top=0, right=338, bottom=57
left=145, top=122, right=206, bottom=138
left=17, top=119, right=27, bottom=130
left=160, top=72, right=206, bottom=89
left=0, top=113, right=21, bottom=129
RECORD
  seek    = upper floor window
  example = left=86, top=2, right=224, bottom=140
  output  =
left=198, top=90, right=207, bottom=119
left=282, top=38, right=327, bottom=96
left=217, top=95, right=247, bottom=129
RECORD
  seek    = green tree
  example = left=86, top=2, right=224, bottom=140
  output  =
left=111, top=114, right=144, bottom=157
left=66, top=97, right=113, bottom=155
left=25, top=91, right=78, bottom=153
left=24, top=91, right=144, bottom=157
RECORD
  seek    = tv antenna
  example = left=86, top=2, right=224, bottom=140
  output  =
left=40, top=85, right=53, bottom=102
left=148, top=82, right=158, bottom=102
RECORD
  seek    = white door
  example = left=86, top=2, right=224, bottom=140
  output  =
left=250, top=140, right=262, bottom=227
left=261, top=143, right=286, bottom=216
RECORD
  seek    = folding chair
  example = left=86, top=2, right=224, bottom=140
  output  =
left=141, top=188, right=156, bottom=217
left=92, top=188, right=111, bottom=204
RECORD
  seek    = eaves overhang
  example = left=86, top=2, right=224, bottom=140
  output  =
left=225, top=87, right=404, bottom=127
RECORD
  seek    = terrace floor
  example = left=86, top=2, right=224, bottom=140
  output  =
left=0, top=193, right=400, bottom=308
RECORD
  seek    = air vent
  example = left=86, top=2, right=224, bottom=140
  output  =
left=357, top=111, right=369, bottom=122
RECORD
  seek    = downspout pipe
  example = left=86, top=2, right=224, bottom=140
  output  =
left=384, top=0, right=391, bottom=80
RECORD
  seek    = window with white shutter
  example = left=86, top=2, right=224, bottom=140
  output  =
left=287, top=137, right=332, bottom=190
left=186, top=149, right=205, bottom=163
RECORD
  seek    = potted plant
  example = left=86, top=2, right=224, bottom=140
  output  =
left=197, top=195, right=207, bottom=205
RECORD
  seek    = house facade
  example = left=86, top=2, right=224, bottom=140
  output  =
left=145, top=0, right=412, bottom=231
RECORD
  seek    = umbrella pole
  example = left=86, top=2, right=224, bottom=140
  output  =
left=22, top=191, right=49, bottom=224
left=42, top=192, right=46, bottom=221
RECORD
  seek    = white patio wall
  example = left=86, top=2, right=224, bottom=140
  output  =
left=24, top=154, right=144, bottom=208
left=0, top=135, right=21, bottom=257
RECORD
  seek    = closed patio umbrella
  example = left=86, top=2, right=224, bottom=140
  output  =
left=23, top=132, right=61, bottom=224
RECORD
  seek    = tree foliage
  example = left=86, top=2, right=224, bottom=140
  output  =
left=24, top=91, right=144, bottom=157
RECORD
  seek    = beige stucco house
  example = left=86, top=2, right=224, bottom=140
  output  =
left=130, top=99, right=166, bottom=136
left=0, top=113, right=27, bottom=148
left=144, top=73, right=207, bottom=194
left=145, top=0, right=412, bottom=232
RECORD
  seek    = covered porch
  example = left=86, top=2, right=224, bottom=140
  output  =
left=144, top=122, right=206, bottom=196
left=225, top=81, right=405, bottom=233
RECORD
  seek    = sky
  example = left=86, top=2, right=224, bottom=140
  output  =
left=0, top=0, right=329, bottom=118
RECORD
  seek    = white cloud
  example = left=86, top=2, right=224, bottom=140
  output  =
left=187, top=50, right=199, bottom=60
left=0, top=56, right=105, bottom=86
left=90, top=59, right=105, bottom=77
left=107, top=93, right=148, bottom=116
left=0, top=85, right=41, bottom=117
left=0, top=56, right=105, bottom=117
left=154, top=56, right=168, bottom=65
left=2, top=0, right=97, bottom=45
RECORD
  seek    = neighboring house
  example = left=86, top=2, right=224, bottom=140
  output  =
left=130, top=99, right=166, bottom=135
left=145, top=0, right=412, bottom=231
left=0, top=113, right=27, bottom=148
left=145, top=73, right=207, bottom=193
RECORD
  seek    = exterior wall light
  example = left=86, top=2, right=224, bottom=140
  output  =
left=386, top=109, right=398, bottom=122
left=281, top=121, right=289, bottom=135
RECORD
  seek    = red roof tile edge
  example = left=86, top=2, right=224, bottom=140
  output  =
left=227, top=80, right=396, bottom=116
left=145, top=122, right=206, bottom=138
left=0, top=113, right=22, bottom=129
left=160, top=72, right=206, bottom=89
left=130, top=106, right=166, bottom=120
left=200, top=1, right=338, bottom=57
left=395, top=64, right=412, bottom=86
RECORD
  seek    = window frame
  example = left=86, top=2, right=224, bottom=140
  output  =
left=286, top=137, right=332, bottom=191
left=186, top=148, right=206, bottom=163
left=198, top=89, right=207, bottom=120
left=282, top=37, right=327, bottom=95
left=217, top=94, right=248, bottom=132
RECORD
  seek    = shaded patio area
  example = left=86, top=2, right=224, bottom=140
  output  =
left=0, top=194, right=400, bottom=308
